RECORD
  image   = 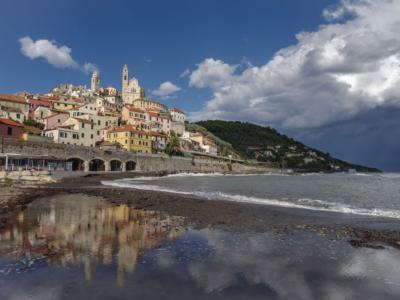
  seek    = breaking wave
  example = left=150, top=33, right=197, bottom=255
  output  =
left=101, top=179, right=400, bottom=220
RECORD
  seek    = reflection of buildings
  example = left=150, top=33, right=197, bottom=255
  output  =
left=0, top=196, right=184, bottom=286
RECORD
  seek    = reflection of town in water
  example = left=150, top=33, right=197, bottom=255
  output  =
left=0, top=195, right=185, bottom=286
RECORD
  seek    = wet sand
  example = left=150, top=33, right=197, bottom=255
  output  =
left=2, top=171, right=400, bottom=250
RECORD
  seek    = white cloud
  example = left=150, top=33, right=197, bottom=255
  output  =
left=82, top=62, right=98, bottom=74
left=152, top=81, right=181, bottom=98
left=189, top=58, right=237, bottom=88
left=190, top=0, right=400, bottom=128
left=180, top=69, right=191, bottom=78
left=19, top=36, right=96, bottom=74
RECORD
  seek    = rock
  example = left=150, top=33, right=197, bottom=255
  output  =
left=349, top=240, right=385, bottom=250
left=20, top=175, right=40, bottom=181
left=21, top=170, right=33, bottom=176
left=7, top=172, right=20, bottom=180
left=38, top=171, right=51, bottom=176
left=39, top=176, right=56, bottom=183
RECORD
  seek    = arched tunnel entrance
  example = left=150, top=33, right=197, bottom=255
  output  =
left=89, top=159, right=105, bottom=172
left=67, top=157, right=85, bottom=171
left=125, top=161, right=136, bottom=171
left=110, top=160, right=122, bottom=171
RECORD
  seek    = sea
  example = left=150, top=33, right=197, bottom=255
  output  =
left=102, top=172, right=400, bottom=220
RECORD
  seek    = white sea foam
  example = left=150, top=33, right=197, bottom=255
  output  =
left=101, top=180, right=400, bottom=220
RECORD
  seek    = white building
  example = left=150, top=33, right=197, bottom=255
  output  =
left=169, top=108, right=186, bottom=123
left=122, top=64, right=142, bottom=105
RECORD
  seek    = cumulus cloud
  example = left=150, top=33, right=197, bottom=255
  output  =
left=190, top=0, right=400, bottom=128
left=82, top=62, right=98, bottom=74
left=19, top=36, right=96, bottom=74
left=152, top=81, right=181, bottom=98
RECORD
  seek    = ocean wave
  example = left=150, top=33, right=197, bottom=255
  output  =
left=101, top=180, right=400, bottom=220
left=126, top=172, right=291, bottom=182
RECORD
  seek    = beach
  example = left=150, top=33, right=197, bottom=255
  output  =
left=3, top=171, right=400, bottom=247
left=1, top=172, right=400, bottom=299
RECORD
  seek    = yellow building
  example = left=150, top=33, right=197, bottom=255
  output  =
left=106, top=125, right=152, bottom=153
left=52, top=99, right=81, bottom=111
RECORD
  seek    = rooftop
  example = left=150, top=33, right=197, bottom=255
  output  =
left=0, top=118, right=24, bottom=127
left=0, top=94, right=27, bottom=104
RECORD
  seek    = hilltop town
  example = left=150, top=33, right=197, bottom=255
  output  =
left=0, top=65, right=240, bottom=171
left=0, top=65, right=379, bottom=174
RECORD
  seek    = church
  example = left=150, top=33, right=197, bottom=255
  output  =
left=122, top=64, right=143, bottom=105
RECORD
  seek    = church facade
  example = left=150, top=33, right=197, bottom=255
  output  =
left=122, top=64, right=142, bottom=105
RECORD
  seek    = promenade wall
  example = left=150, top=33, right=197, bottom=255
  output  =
left=1, top=139, right=268, bottom=173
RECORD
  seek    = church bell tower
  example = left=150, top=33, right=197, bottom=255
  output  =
left=122, top=64, right=129, bottom=100
left=91, top=71, right=100, bottom=92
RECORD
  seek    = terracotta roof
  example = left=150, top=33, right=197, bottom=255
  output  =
left=0, top=106, right=22, bottom=113
left=147, top=130, right=167, bottom=137
left=148, top=112, right=168, bottom=120
left=28, top=98, right=52, bottom=105
left=170, top=108, right=184, bottom=114
left=108, top=125, right=149, bottom=134
left=0, top=118, right=24, bottom=127
left=127, top=107, right=145, bottom=113
left=0, top=94, right=27, bottom=104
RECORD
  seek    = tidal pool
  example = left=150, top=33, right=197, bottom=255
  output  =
left=0, top=194, right=399, bottom=300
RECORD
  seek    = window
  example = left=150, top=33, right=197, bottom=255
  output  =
left=7, top=127, right=12, bottom=135
left=81, top=123, right=85, bottom=128
left=16, top=114, right=20, bottom=119
left=81, top=133, right=85, bottom=138
left=90, top=134, right=93, bottom=139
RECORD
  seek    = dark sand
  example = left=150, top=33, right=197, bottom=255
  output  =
left=3, top=171, right=400, bottom=250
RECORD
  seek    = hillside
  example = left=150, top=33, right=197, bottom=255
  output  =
left=195, top=120, right=380, bottom=172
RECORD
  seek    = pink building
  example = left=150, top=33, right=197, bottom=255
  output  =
left=27, top=97, right=54, bottom=118
left=42, top=112, right=69, bottom=130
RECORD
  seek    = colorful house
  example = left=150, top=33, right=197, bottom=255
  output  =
left=105, top=125, right=153, bottom=154
left=0, top=118, right=24, bottom=139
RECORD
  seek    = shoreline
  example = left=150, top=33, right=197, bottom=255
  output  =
left=2, top=171, right=400, bottom=250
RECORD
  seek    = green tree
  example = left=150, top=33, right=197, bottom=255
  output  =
left=165, top=135, right=182, bottom=156
left=23, top=118, right=44, bottom=129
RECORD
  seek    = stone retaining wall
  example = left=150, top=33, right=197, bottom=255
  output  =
left=1, top=139, right=269, bottom=173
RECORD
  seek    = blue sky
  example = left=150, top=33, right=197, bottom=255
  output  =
left=0, top=0, right=334, bottom=110
left=2, top=0, right=400, bottom=170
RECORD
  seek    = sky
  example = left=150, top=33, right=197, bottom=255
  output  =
left=1, top=0, right=399, bottom=171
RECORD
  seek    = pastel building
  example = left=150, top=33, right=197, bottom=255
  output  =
left=41, top=112, right=70, bottom=130
left=44, top=117, right=98, bottom=147
left=169, top=108, right=186, bottom=123
left=0, top=118, right=24, bottom=139
left=148, top=112, right=170, bottom=135
left=0, top=94, right=29, bottom=121
left=105, top=125, right=153, bottom=154
left=121, top=106, right=148, bottom=130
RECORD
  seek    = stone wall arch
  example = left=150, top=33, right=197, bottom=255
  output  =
left=66, top=157, right=85, bottom=171
left=110, top=159, right=123, bottom=171
left=89, top=158, right=105, bottom=172
left=125, top=160, right=136, bottom=171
